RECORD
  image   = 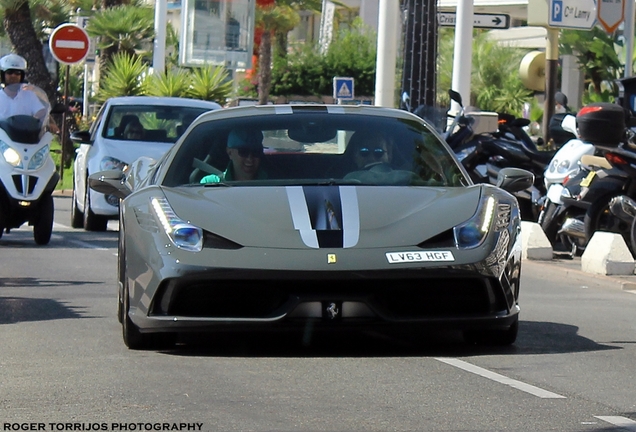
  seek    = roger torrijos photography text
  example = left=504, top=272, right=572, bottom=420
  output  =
left=3, top=424, right=204, bottom=431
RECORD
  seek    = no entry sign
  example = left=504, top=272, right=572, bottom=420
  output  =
left=49, top=24, right=90, bottom=65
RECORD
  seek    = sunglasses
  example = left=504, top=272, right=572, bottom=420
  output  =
left=359, top=147, right=386, bottom=159
left=5, top=70, right=21, bottom=76
left=236, top=148, right=263, bottom=158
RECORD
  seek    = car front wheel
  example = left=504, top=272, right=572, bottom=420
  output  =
left=70, top=186, right=84, bottom=228
left=83, top=181, right=108, bottom=232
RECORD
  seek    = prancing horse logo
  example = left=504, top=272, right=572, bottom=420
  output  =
left=326, top=302, right=339, bottom=319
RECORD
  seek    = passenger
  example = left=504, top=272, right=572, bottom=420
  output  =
left=200, top=129, right=267, bottom=183
left=348, top=130, right=392, bottom=170
left=123, top=119, right=145, bottom=140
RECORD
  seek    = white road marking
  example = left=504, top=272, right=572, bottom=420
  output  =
left=595, top=416, right=636, bottom=430
left=435, top=357, right=566, bottom=399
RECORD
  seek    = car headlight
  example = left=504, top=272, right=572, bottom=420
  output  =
left=0, top=140, right=22, bottom=168
left=454, top=195, right=496, bottom=249
left=556, top=159, right=571, bottom=174
left=27, top=145, right=49, bottom=170
left=151, top=197, right=203, bottom=252
left=100, top=156, right=127, bottom=171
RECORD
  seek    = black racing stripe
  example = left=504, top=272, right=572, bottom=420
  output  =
left=302, top=185, right=344, bottom=248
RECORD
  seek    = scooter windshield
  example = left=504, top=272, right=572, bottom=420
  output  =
left=0, top=83, right=52, bottom=144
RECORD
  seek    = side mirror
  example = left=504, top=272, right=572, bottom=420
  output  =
left=88, top=170, right=131, bottom=199
left=448, top=89, right=463, bottom=107
left=70, top=130, right=92, bottom=144
left=496, top=167, right=534, bottom=193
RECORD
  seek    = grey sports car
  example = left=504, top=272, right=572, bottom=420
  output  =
left=89, top=104, right=534, bottom=350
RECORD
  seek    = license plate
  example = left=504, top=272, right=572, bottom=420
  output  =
left=386, top=251, right=455, bottom=263
left=580, top=170, right=596, bottom=188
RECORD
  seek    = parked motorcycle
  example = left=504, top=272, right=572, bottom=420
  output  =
left=544, top=102, right=636, bottom=255
left=0, top=83, right=61, bottom=245
left=454, top=110, right=553, bottom=220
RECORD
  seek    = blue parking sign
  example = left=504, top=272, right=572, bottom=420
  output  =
left=551, top=0, right=563, bottom=22
left=333, top=77, right=354, bottom=100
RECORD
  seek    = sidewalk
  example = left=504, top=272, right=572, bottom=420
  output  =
left=525, top=255, right=636, bottom=292
left=52, top=189, right=72, bottom=197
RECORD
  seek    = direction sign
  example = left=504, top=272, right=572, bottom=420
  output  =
left=49, top=24, right=90, bottom=65
left=437, top=12, right=510, bottom=29
left=333, top=77, right=354, bottom=100
left=548, top=0, right=597, bottom=30
left=597, top=0, right=625, bottom=33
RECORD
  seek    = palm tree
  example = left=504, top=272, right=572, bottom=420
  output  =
left=85, top=4, right=154, bottom=85
left=2, top=0, right=56, bottom=102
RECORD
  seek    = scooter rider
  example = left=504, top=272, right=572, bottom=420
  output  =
left=0, top=53, right=47, bottom=122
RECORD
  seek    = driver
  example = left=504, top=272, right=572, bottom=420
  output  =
left=0, top=54, right=47, bottom=122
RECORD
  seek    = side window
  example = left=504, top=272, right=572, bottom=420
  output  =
left=89, top=104, right=107, bottom=141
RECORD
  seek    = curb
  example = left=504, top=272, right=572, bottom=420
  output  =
left=52, top=189, right=72, bottom=197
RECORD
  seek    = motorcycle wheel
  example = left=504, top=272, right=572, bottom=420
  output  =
left=33, top=193, right=54, bottom=245
left=584, top=193, right=631, bottom=246
left=83, top=179, right=108, bottom=232
left=70, top=186, right=84, bottom=228
left=539, top=201, right=559, bottom=244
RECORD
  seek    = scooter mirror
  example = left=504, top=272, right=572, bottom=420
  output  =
left=448, top=89, right=463, bottom=107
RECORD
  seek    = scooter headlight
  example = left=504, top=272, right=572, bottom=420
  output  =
left=151, top=196, right=203, bottom=252
left=556, top=159, right=571, bottom=174
left=0, top=140, right=22, bottom=168
left=100, top=156, right=127, bottom=171
left=453, top=195, right=496, bottom=249
left=27, top=145, right=49, bottom=170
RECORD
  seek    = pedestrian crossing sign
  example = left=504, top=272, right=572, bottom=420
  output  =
left=333, top=77, right=354, bottom=100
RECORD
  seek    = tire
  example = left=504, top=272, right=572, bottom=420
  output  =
left=83, top=182, right=108, bottom=232
left=70, top=186, right=84, bottom=228
left=629, top=216, right=636, bottom=258
left=539, top=201, right=560, bottom=244
left=122, top=282, right=176, bottom=350
left=33, top=194, right=54, bottom=245
left=122, top=283, right=149, bottom=350
left=463, top=317, right=519, bottom=346
left=584, top=194, right=630, bottom=245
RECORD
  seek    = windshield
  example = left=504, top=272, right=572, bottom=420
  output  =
left=0, top=83, right=50, bottom=125
left=103, top=105, right=211, bottom=143
left=163, top=111, right=469, bottom=188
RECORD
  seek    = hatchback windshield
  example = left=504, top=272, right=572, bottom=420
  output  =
left=163, top=111, right=469, bottom=188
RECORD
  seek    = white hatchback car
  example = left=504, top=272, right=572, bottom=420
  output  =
left=70, top=96, right=221, bottom=231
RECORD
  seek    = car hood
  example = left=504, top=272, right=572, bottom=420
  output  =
left=98, top=138, right=173, bottom=165
left=162, top=186, right=482, bottom=249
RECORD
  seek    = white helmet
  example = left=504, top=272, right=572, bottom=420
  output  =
left=0, top=53, right=27, bottom=72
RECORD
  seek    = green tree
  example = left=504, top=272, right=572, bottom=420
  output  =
left=560, top=28, right=623, bottom=103
left=143, top=68, right=191, bottom=97
left=270, top=17, right=376, bottom=97
left=95, top=52, right=146, bottom=102
left=85, top=3, right=154, bottom=87
left=187, top=65, right=232, bottom=104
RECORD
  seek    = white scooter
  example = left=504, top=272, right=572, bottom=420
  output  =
left=0, top=83, right=60, bottom=245
left=538, top=113, right=595, bottom=254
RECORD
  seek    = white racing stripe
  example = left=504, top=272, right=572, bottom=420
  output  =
left=595, top=416, right=636, bottom=430
left=435, top=357, right=566, bottom=399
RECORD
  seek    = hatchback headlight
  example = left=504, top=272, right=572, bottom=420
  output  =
left=27, top=145, right=49, bottom=170
left=100, top=156, right=127, bottom=171
left=151, top=197, right=203, bottom=252
left=0, top=140, right=22, bottom=168
left=454, top=195, right=496, bottom=249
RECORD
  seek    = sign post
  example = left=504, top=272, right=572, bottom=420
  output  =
left=597, top=0, right=625, bottom=33
left=48, top=23, right=91, bottom=183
